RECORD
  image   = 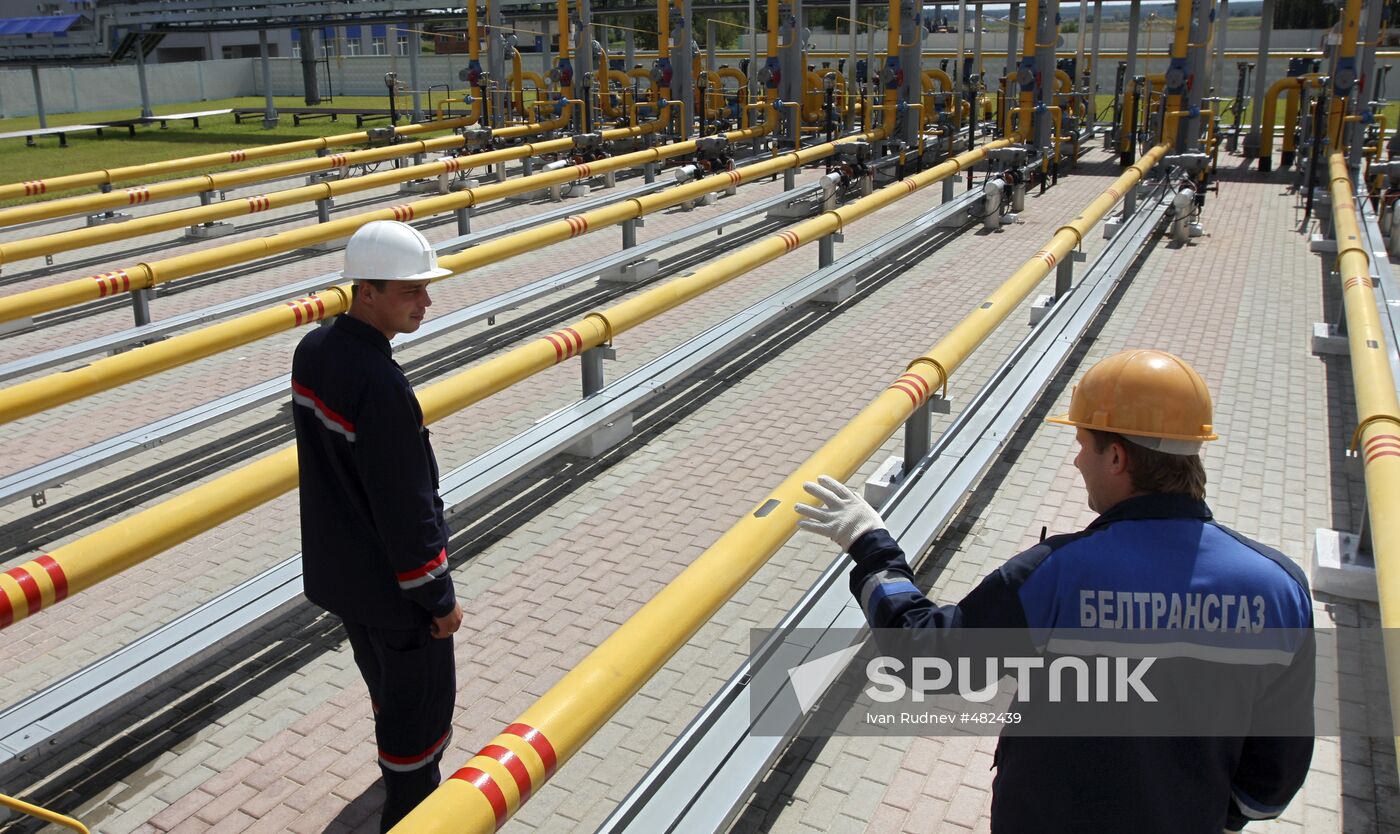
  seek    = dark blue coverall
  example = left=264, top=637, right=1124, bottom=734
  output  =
left=848, top=493, right=1315, bottom=834
left=292, top=314, right=457, bottom=830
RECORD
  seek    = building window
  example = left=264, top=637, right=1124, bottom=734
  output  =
left=346, top=37, right=361, bottom=55
left=372, top=36, right=386, bottom=55
left=292, top=41, right=301, bottom=58
left=397, top=34, right=410, bottom=55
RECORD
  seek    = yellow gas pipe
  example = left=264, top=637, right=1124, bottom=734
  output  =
left=0, top=117, right=478, bottom=204
left=388, top=141, right=1162, bottom=834
left=0, top=107, right=573, bottom=274
left=1328, top=0, right=1363, bottom=152
left=0, top=112, right=788, bottom=421
left=0, top=119, right=875, bottom=631
left=1329, top=153, right=1400, bottom=762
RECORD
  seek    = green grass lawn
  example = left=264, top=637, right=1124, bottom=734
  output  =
left=0, top=94, right=478, bottom=204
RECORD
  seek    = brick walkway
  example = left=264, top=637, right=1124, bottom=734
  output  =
left=0, top=141, right=1390, bottom=834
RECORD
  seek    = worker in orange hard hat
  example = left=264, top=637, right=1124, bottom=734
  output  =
left=797, top=349, right=1314, bottom=834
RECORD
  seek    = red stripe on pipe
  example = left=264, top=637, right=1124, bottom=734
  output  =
left=286, top=301, right=304, bottom=326
left=544, top=333, right=566, bottom=362
left=1107, top=187, right=1120, bottom=200
left=7, top=567, right=41, bottom=617
left=479, top=744, right=533, bottom=801
left=888, top=382, right=920, bottom=409
left=34, top=555, right=67, bottom=602
left=503, top=723, right=557, bottom=774
left=904, top=179, right=917, bottom=193
left=554, top=331, right=576, bottom=359
left=562, top=327, right=584, bottom=356
left=899, top=373, right=930, bottom=403
left=92, top=274, right=109, bottom=298
left=0, top=589, right=12, bottom=628
left=118, top=270, right=130, bottom=292
left=451, top=767, right=508, bottom=828
left=890, top=380, right=922, bottom=402
left=1366, top=449, right=1400, bottom=464
left=1364, top=433, right=1400, bottom=446
left=313, top=296, right=326, bottom=319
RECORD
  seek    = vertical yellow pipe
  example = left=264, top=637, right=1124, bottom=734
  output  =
left=659, top=0, right=670, bottom=59
left=1160, top=0, right=1193, bottom=144
left=1017, top=0, right=1039, bottom=139
left=767, top=0, right=778, bottom=57
left=558, top=0, right=570, bottom=59
left=1329, top=0, right=1363, bottom=151
left=469, top=1, right=480, bottom=61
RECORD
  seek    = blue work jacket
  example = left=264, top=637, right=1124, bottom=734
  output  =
left=292, top=314, right=456, bottom=629
left=849, top=493, right=1314, bottom=833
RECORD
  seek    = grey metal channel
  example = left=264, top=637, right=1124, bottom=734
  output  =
left=598, top=187, right=1171, bottom=834
left=1357, top=199, right=1400, bottom=398
left=0, top=179, right=671, bottom=384
left=0, top=181, right=813, bottom=509
left=0, top=174, right=961, bottom=782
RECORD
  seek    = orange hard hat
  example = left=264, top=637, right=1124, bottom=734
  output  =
left=1046, top=349, right=1219, bottom=455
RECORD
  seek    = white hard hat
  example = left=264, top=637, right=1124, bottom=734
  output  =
left=343, top=220, right=453, bottom=282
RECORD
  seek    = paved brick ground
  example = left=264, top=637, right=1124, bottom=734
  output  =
left=0, top=140, right=1390, bottom=834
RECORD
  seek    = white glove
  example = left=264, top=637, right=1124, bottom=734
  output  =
left=795, top=474, right=886, bottom=550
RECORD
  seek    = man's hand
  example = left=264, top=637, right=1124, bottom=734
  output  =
left=431, top=602, right=463, bottom=639
left=795, top=474, right=886, bottom=550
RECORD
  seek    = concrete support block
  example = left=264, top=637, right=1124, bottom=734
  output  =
left=1103, top=213, right=1124, bottom=239
left=1310, top=529, right=1377, bottom=602
left=184, top=222, right=237, bottom=240
left=400, top=179, right=442, bottom=194
left=813, top=276, right=858, bottom=306
left=1029, top=293, right=1057, bottom=325
left=1311, top=322, right=1349, bottom=355
left=598, top=258, right=660, bottom=285
left=86, top=212, right=131, bottom=227
left=1308, top=233, right=1337, bottom=253
left=566, top=412, right=634, bottom=458
left=0, top=316, right=33, bottom=336
left=863, top=455, right=905, bottom=508
left=766, top=198, right=816, bottom=219
left=309, top=237, right=350, bottom=252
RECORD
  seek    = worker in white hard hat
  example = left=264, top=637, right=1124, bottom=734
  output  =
left=796, top=349, right=1314, bottom=834
left=291, top=220, right=461, bottom=832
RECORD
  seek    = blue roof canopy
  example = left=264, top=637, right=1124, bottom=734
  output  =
left=0, top=15, right=82, bottom=36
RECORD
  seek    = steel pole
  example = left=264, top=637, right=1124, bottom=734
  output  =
left=29, top=65, right=47, bottom=130
left=1245, top=0, right=1274, bottom=159
left=259, top=29, right=279, bottom=128
left=1090, top=0, right=1103, bottom=103
left=1121, top=0, right=1142, bottom=163
left=135, top=37, right=154, bottom=120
